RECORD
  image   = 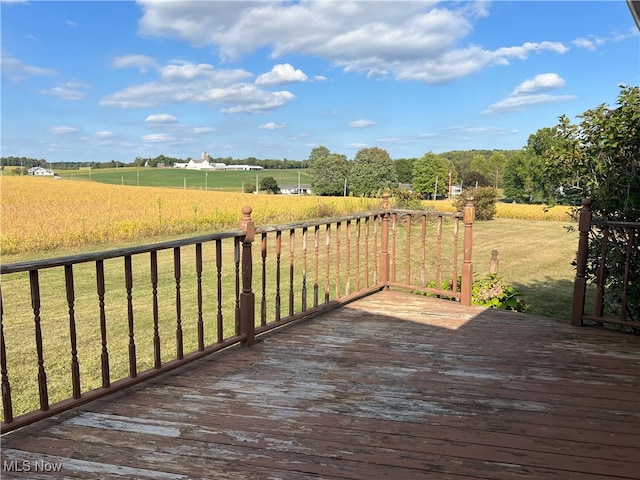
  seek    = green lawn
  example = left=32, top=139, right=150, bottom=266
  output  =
left=471, top=218, right=578, bottom=320
left=57, top=167, right=310, bottom=191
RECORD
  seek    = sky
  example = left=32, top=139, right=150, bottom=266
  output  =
left=1, top=1, right=638, bottom=164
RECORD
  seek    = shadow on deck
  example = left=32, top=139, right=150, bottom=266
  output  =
left=2, top=290, right=639, bottom=479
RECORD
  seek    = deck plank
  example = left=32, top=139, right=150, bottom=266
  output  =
left=2, top=291, right=639, bottom=479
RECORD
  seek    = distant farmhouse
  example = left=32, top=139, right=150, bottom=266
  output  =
left=174, top=151, right=263, bottom=171
left=28, top=166, right=55, bottom=177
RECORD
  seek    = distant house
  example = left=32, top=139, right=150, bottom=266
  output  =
left=27, top=166, right=55, bottom=177
left=280, top=184, right=312, bottom=195
left=450, top=185, right=463, bottom=196
left=226, top=165, right=264, bottom=171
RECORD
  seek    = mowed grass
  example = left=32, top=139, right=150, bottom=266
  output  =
left=57, top=166, right=310, bottom=191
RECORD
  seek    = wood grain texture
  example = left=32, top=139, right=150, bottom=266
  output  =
left=2, top=291, right=639, bottom=479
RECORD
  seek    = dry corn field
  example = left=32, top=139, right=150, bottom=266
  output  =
left=2, top=177, right=574, bottom=257
left=0, top=177, right=377, bottom=256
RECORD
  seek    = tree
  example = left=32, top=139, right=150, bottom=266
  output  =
left=502, top=152, right=529, bottom=202
left=260, top=176, right=279, bottom=194
left=546, top=85, right=639, bottom=322
left=394, top=158, right=416, bottom=184
left=307, top=146, right=349, bottom=196
left=462, top=171, right=491, bottom=189
left=348, top=147, right=398, bottom=197
left=412, top=152, right=454, bottom=198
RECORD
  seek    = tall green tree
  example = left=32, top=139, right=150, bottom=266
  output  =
left=546, top=85, right=639, bottom=322
left=394, top=158, right=417, bottom=184
left=307, top=146, right=349, bottom=196
left=348, top=147, right=398, bottom=197
left=412, top=152, right=456, bottom=198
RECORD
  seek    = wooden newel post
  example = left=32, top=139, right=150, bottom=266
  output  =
left=380, top=193, right=390, bottom=287
left=461, top=196, right=475, bottom=306
left=240, top=206, right=256, bottom=346
left=571, top=198, right=592, bottom=327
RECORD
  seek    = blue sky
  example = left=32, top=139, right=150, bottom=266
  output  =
left=1, top=1, right=638, bottom=164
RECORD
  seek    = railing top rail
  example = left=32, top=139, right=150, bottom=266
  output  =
left=1, top=229, right=245, bottom=275
left=592, top=219, right=640, bottom=228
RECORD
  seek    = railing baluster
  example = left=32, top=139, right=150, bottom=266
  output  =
left=335, top=222, right=341, bottom=299
left=620, top=226, right=635, bottom=322
left=391, top=213, right=397, bottom=283
left=174, top=248, right=183, bottom=360
left=373, top=215, right=378, bottom=285
left=261, top=233, right=268, bottom=326
left=64, top=265, right=81, bottom=398
left=355, top=219, right=361, bottom=292
left=345, top=220, right=351, bottom=296
left=325, top=224, right=331, bottom=302
left=234, top=238, right=241, bottom=336
left=421, top=215, right=427, bottom=286
left=364, top=217, right=370, bottom=288
left=95, top=261, right=110, bottom=388
left=150, top=251, right=161, bottom=369
left=196, top=243, right=204, bottom=350
left=453, top=214, right=460, bottom=293
left=594, top=226, right=609, bottom=318
left=30, top=270, right=49, bottom=409
left=436, top=215, right=443, bottom=289
left=405, top=214, right=411, bottom=285
left=216, top=239, right=223, bottom=343
left=314, top=225, right=319, bottom=307
left=0, top=285, right=14, bottom=423
left=275, top=230, right=282, bottom=321
left=124, top=256, right=137, bottom=377
left=302, top=227, right=308, bottom=311
left=289, top=229, right=295, bottom=316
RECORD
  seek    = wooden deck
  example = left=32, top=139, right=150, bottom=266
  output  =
left=1, top=290, right=639, bottom=479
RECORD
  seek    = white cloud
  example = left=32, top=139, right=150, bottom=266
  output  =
left=256, top=64, right=308, bottom=86
left=145, top=113, right=178, bottom=124
left=192, top=126, right=216, bottom=134
left=136, top=1, right=569, bottom=84
left=142, top=133, right=173, bottom=143
left=573, top=28, right=638, bottom=50
left=94, top=131, right=114, bottom=139
left=40, top=81, right=92, bottom=100
left=50, top=126, right=80, bottom=135
left=111, top=54, right=159, bottom=74
left=512, top=73, right=565, bottom=95
left=1, top=56, right=56, bottom=82
left=349, top=119, right=376, bottom=128
left=572, top=37, right=597, bottom=50
left=483, top=94, right=577, bottom=114
left=66, top=19, right=77, bottom=27
left=259, top=122, right=286, bottom=130
left=484, top=73, right=576, bottom=114
left=101, top=61, right=288, bottom=113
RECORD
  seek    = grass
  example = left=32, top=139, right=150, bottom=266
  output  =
left=55, top=166, right=310, bottom=191
left=471, top=218, right=578, bottom=320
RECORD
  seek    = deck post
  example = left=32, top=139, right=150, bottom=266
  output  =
left=240, top=206, right=256, bottom=346
left=571, top=198, right=592, bottom=327
left=461, top=196, right=475, bottom=306
left=380, top=193, right=390, bottom=287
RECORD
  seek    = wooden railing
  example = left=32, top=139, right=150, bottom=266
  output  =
left=0, top=194, right=475, bottom=433
left=571, top=198, right=639, bottom=328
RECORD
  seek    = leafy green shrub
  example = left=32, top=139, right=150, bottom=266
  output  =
left=425, top=274, right=527, bottom=312
left=472, top=274, right=527, bottom=311
left=454, top=186, right=497, bottom=221
left=391, top=188, right=424, bottom=210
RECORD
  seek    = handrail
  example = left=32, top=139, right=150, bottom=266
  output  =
left=571, top=198, right=639, bottom=328
left=1, top=194, right=475, bottom=433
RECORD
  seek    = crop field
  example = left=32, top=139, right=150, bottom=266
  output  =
left=0, top=176, right=375, bottom=257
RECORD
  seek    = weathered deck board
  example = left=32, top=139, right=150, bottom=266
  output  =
left=2, top=290, right=639, bottom=479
